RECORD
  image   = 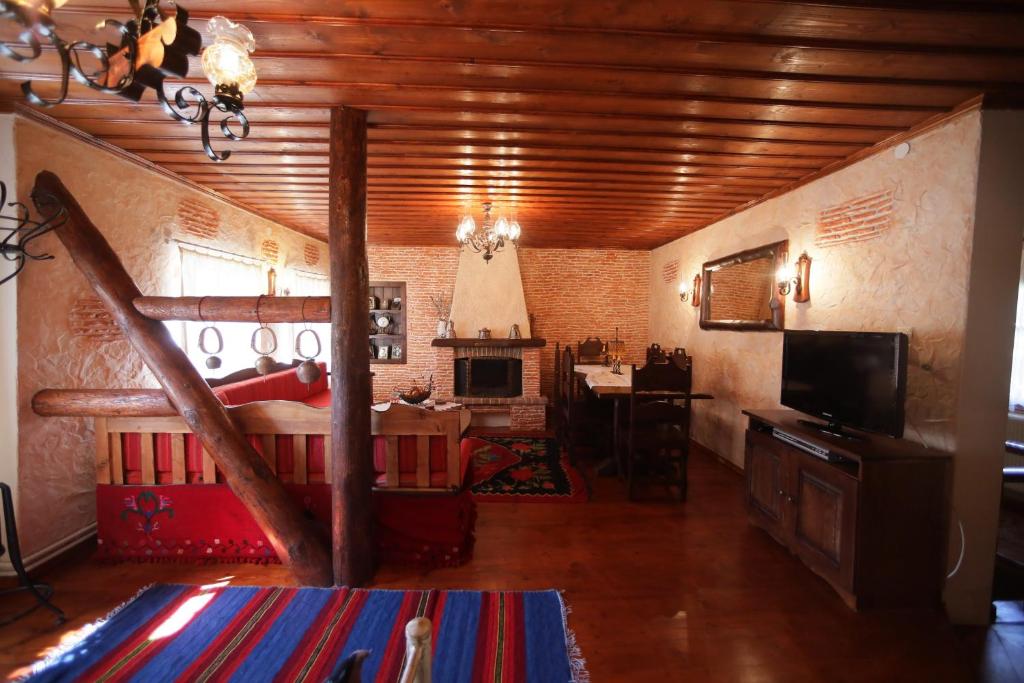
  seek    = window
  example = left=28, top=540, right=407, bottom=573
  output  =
left=178, top=243, right=268, bottom=378
left=1010, top=249, right=1024, bottom=410
left=284, top=269, right=331, bottom=373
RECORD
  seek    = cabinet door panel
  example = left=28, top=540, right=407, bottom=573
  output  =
left=745, top=431, right=786, bottom=539
left=789, top=455, right=858, bottom=591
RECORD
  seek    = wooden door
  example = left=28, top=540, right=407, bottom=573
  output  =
left=744, top=430, right=787, bottom=542
left=786, top=453, right=858, bottom=593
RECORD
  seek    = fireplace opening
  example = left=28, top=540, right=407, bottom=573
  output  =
left=454, top=357, right=523, bottom=398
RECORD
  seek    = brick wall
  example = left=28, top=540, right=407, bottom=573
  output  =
left=368, top=247, right=460, bottom=401
left=519, top=248, right=650, bottom=398
left=366, top=246, right=650, bottom=402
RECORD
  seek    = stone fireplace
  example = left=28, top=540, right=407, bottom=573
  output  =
left=434, top=248, right=546, bottom=430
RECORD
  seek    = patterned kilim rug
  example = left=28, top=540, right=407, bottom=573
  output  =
left=22, top=584, right=586, bottom=683
left=466, top=437, right=588, bottom=503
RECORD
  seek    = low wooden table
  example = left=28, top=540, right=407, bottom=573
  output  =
left=573, top=364, right=714, bottom=474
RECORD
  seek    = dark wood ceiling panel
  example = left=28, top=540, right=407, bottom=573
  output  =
left=2, top=1, right=1022, bottom=248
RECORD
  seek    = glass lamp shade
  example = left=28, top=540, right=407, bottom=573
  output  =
left=777, top=262, right=796, bottom=285
left=201, top=16, right=257, bottom=96
left=456, top=215, right=476, bottom=241
left=493, top=216, right=510, bottom=239
left=507, top=219, right=522, bottom=241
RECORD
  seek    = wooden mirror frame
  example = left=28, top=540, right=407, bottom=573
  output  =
left=699, top=240, right=788, bottom=331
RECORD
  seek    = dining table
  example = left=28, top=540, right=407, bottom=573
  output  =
left=573, top=363, right=714, bottom=474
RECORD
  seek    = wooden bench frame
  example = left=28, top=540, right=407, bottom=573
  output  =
left=94, top=401, right=470, bottom=493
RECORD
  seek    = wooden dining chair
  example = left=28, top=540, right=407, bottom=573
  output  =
left=577, top=337, right=606, bottom=364
left=623, top=392, right=691, bottom=501
left=558, top=345, right=594, bottom=465
left=619, top=358, right=694, bottom=500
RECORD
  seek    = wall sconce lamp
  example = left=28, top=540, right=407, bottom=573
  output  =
left=679, top=273, right=702, bottom=307
left=777, top=251, right=812, bottom=303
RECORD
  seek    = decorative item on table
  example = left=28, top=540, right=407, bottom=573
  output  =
left=377, top=345, right=391, bottom=360
left=445, top=319, right=455, bottom=338
left=295, top=297, right=322, bottom=384
left=396, top=375, right=433, bottom=404
left=250, top=295, right=278, bottom=375
left=508, top=323, right=521, bottom=339
left=391, top=344, right=403, bottom=360
left=369, top=295, right=379, bottom=310
left=429, top=291, right=453, bottom=337
left=390, top=296, right=402, bottom=310
left=608, top=327, right=625, bottom=375
left=478, top=327, right=491, bottom=339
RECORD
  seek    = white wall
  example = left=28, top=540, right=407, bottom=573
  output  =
left=0, top=113, right=18, bottom=575
left=648, top=108, right=1021, bottom=624
left=945, top=108, right=1024, bottom=623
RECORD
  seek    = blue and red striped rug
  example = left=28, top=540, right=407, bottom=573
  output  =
left=22, top=583, right=586, bottom=682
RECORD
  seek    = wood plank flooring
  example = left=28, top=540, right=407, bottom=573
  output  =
left=0, top=446, right=1017, bottom=681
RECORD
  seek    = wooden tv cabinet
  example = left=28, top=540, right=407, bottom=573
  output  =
left=743, top=409, right=951, bottom=610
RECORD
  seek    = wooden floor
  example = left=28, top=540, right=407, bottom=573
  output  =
left=2, top=447, right=1022, bottom=682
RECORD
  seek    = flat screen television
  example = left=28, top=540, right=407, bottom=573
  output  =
left=781, top=330, right=908, bottom=438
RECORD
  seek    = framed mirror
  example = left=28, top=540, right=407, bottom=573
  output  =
left=700, top=240, right=787, bottom=331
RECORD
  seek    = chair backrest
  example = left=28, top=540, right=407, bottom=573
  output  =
left=646, top=343, right=667, bottom=364
left=628, top=397, right=691, bottom=451
left=632, top=358, right=692, bottom=394
left=560, top=345, right=576, bottom=409
left=577, top=337, right=605, bottom=363
left=553, top=342, right=562, bottom=405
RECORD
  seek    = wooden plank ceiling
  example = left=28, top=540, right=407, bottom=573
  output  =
left=2, top=1, right=1023, bottom=249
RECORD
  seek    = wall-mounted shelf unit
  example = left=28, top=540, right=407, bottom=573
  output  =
left=369, top=281, right=406, bottom=364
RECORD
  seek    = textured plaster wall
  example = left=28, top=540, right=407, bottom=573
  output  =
left=14, top=117, right=328, bottom=558
left=649, top=111, right=982, bottom=469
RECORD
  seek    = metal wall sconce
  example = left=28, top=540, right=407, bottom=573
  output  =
left=777, top=251, right=812, bottom=303
left=679, top=273, right=701, bottom=308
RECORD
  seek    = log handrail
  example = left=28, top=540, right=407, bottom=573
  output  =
left=134, top=296, right=331, bottom=323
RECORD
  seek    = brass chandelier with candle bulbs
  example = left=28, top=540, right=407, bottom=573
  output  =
left=455, top=202, right=522, bottom=262
left=0, top=0, right=257, bottom=161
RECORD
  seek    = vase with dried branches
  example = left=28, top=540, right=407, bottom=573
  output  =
left=429, top=291, right=453, bottom=338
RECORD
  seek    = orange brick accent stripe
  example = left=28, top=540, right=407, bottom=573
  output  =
left=69, top=297, right=122, bottom=342
left=815, top=189, right=895, bottom=247
left=176, top=199, right=219, bottom=240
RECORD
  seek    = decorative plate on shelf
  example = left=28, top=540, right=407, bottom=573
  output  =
left=375, top=313, right=391, bottom=328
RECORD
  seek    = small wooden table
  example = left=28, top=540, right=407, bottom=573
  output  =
left=573, top=364, right=714, bottom=473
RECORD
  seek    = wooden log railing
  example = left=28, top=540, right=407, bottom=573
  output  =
left=134, top=296, right=331, bottom=323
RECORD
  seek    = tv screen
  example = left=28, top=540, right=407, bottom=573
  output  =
left=781, top=330, right=908, bottom=438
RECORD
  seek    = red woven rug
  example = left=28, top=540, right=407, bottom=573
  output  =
left=466, top=437, right=588, bottom=503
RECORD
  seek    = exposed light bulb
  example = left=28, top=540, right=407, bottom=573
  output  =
left=777, top=262, right=796, bottom=284
left=456, top=215, right=476, bottom=240
left=201, top=16, right=257, bottom=97
left=493, top=216, right=510, bottom=239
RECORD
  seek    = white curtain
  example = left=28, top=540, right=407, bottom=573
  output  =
left=1009, top=248, right=1024, bottom=410
left=179, top=244, right=267, bottom=378
left=284, top=269, right=332, bottom=373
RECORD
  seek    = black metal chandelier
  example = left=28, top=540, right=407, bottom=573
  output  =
left=0, top=0, right=257, bottom=161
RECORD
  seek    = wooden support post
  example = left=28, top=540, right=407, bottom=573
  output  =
left=32, top=171, right=333, bottom=587
left=329, top=107, right=375, bottom=586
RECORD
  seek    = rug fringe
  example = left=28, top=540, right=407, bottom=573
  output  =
left=16, top=583, right=155, bottom=682
left=558, top=591, right=591, bottom=683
